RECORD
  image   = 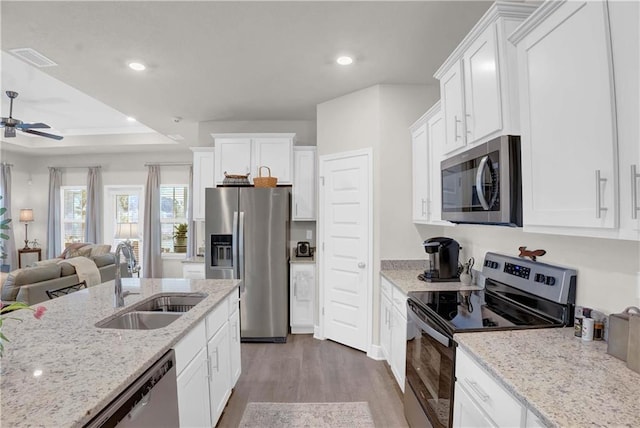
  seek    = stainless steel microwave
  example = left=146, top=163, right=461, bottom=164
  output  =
left=441, top=135, right=522, bottom=226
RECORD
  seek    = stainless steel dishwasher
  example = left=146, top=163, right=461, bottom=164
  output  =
left=85, top=350, right=179, bottom=428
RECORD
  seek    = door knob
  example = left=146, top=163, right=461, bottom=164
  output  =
left=358, top=262, right=366, bottom=269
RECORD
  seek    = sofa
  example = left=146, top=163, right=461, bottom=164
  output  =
left=1, top=253, right=131, bottom=306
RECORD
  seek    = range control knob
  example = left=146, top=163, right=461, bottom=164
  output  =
left=534, top=273, right=546, bottom=283
left=545, top=276, right=556, bottom=286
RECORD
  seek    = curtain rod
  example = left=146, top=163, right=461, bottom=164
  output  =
left=144, top=162, right=192, bottom=167
left=48, top=165, right=101, bottom=169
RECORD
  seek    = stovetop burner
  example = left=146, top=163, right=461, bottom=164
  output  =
left=408, top=252, right=577, bottom=336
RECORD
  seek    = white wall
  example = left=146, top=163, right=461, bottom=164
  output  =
left=317, top=83, right=438, bottom=346
left=2, top=148, right=193, bottom=276
left=424, top=224, right=640, bottom=314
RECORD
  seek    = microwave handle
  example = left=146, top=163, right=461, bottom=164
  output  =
left=407, top=303, right=451, bottom=347
left=475, top=155, right=491, bottom=210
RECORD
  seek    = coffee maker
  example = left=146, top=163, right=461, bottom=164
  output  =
left=421, top=237, right=461, bottom=282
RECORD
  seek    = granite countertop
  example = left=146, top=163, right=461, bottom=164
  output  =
left=455, top=328, right=640, bottom=427
left=381, top=269, right=482, bottom=294
left=0, top=277, right=241, bottom=427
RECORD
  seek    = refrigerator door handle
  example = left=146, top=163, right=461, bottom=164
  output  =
left=232, top=211, right=239, bottom=280
left=238, top=211, right=245, bottom=288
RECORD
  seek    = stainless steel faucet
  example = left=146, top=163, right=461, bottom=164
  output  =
left=114, top=241, right=139, bottom=307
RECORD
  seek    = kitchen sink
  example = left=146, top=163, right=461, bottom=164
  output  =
left=130, top=293, right=207, bottom=313
left=96, top=292, right=207, bottom=330
left=97, top=311, right=182, bottom=330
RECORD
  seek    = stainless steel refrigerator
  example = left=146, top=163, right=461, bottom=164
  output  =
left=205, top=187, right=290, bottom=342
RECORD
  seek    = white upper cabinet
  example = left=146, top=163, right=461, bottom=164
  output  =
left=191, top=147, right=215, bottom=221
left=511, top=0, right=637, bottom=239
left=440, top=61, right=466, bottom=154
left=411, top=118, right=430, bottom=223
left=252, top=137, right=293, bottom=184
left=609, top=0, right=640, bottom=240
left=212, top=133, right=294, bottom=186
left=434, top=2, right=537, bottom=155
left=293, top=146, right=317, bottom=221
left=410, top=101, right=450, bottom=225
left=214, top=137, right=252, bottom=183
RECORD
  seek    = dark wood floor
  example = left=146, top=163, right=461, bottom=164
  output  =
left=217, top=334, right=409, bottom=427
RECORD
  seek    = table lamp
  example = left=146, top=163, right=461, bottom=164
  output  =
left=115, top=223, right=140, bottom=244
left=19, top=209, right=33, bottom=249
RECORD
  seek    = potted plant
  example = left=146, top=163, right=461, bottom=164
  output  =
left=173, top=223, right=188, bottom=253
left=0, top=196, right=11, bottom=273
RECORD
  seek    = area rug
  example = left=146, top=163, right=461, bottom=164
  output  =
left=238, top=401, right=375, bottom=427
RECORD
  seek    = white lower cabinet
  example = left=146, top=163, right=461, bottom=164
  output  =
left=453, top=383, right=495, bottom=428
left=229, top=308, right=241, bottom=385
left=290, top=263, right=315, bottom=334
left=379, top=292, right=392, bottom=361
left=182, top=262, right=205, bottom=279
left=174, top=291, right=241, bottom=427
left=379, top=276, right=407, bottom=392
left=177, top=347, right=212, bottom=428
left=208, top=323, right=231, bottom=424
left=454, top=347, right=553, bottom=428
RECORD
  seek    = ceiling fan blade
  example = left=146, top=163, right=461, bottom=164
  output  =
left=17, top=122, right=50, bottom=129
left=23, top=129, right=63, bottom=140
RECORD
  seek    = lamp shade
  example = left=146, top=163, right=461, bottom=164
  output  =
left=115, top=223, right=140, bottom=240
left=19, top=209, right=34, bottom=222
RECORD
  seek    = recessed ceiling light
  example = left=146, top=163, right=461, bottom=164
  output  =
left=126, top=117, right=137, bottom=122
left=128, top=62, right=146, bottom=71
left=336, top=56, right=354, bottom=66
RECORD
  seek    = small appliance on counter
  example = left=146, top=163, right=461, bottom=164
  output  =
left=419, top=237, right=460, bottom=282
left=607, top=306, right=640, bottom=374
left=295, top=241, right=313, bottom=258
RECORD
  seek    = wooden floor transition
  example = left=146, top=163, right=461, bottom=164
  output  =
left=217, top=334, right=409, bottom=427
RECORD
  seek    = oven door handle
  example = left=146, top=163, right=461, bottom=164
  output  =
left=407, top=305, right=451, bottom=347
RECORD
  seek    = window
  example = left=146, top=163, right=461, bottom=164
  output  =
left=160, top=185, right=188, bottom=253
left=112, top=189, right=142, bottom=263
left=61, top=186, right=87, bottom=248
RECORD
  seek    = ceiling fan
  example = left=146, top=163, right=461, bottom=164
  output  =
left=0, top=90, right=63, bottom=140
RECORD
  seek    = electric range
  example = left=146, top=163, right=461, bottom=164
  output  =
left=404, top=252, right=577, bottom=428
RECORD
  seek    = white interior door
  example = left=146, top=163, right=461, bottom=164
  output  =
left=319, top=149, right=372, bottom=353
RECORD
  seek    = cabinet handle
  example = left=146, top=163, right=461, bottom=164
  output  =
left=295, top=203, right=299, bottom=216
left=632, top=165, right=640, bottom=219
left=454, top=115, right=461, bottom=140
left=464, top=378, right=490, bottom=402
left=421, top=198, right=426, bottom=217
left=210, top=349, right=219, bottom=373
left=204, top=358, right=211, bottom=380
left=466, top=113, right=472, bottom=135
left=385, top=307, right=389, bottom=327
left=595, top=170, right=608, bottom=219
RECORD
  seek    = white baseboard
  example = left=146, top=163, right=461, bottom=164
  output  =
left=368, top=344, right=386, bottom=361
left=313, top=325, right=324, bottom=340
left=291, top=326, right=314, bottom=334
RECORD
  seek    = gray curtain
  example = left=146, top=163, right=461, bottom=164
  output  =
left=47, top=167, right=62, bottom=258
left=0, top=164, right=17, bottom=270
left=85, top=167, right=103, bottom=244
left=143, top=165, right=162, bottom=278
left=187, top=165, right=196, bottom=258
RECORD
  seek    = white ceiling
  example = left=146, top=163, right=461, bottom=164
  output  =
left=0, top=1, right=493, bottom=154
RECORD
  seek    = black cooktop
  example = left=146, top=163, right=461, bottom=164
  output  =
left=408, top=288, right=562, bottom=337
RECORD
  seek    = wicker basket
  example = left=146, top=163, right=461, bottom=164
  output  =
left=253, top=166, right=278, bottom=188
left=223, top=172, right=251, bottom=186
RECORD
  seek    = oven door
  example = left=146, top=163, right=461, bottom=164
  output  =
left=405, top=300, right=455, bottom=428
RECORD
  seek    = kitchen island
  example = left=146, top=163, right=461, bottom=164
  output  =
left=0, top=277, right=241, bottom=427
left=455, top=328, right=640, bottom=427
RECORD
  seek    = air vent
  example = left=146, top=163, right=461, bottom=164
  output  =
left=9, top=48, right=57, bottom=68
